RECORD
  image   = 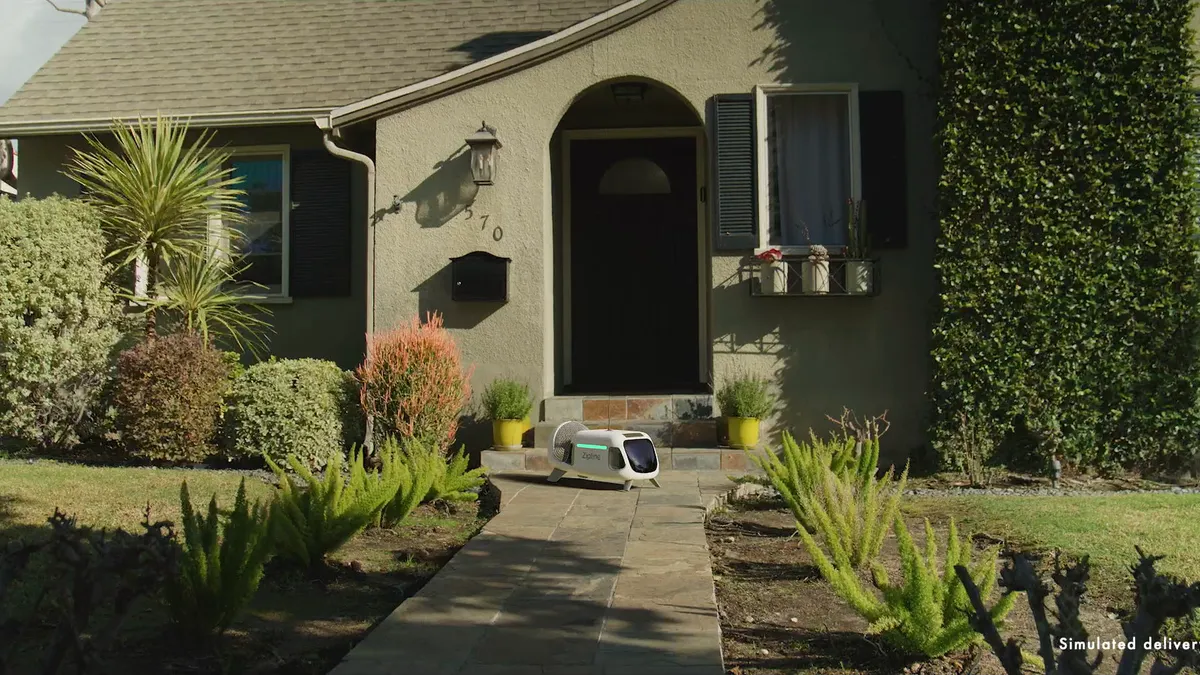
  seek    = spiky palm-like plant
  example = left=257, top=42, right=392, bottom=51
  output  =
left=800, top=515, right=1015, bottom=658
left=166, top=479, right=272, bottom=638
left=64, top=115, right=244, bottom=335
left=150, top=249, right=273, bottom=357
left=266, top=448, right=402, bottom=572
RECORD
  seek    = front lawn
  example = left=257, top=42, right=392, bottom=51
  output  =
left=0, top=458, right=273, bottom=536
left=0, top=459, right=489, bottom=674
left=904, top=493, right=1200, bottom=603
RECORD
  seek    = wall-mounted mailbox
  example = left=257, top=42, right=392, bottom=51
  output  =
left=449, top=251, right=511, bottom=302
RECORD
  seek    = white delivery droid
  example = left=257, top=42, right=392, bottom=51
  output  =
left=547, top=421, right=661, bottom=490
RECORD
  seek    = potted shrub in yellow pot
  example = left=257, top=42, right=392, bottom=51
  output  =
left=482, top=378, right=533, bottom=450
left=716, top=373, right=776, bottom=449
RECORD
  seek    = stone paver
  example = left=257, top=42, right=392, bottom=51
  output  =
left=328, top=471, right=731, bottom=675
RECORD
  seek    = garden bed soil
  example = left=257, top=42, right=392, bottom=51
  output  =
left=6, top=502, right=489, bottom=675
left=707, top=495, right=1130, bottom=675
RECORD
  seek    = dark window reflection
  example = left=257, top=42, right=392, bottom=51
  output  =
left=623, top=438, right=658, bottom=473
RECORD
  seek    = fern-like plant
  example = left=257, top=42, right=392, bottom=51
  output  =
left=376, top=437, right=440, bottom=528
left=266, top=448, right=402, bottom=571
left=429, top=446, right=487, bottom=503
left=800, top=515, right=1015, bottom=658
left=396, top=436, right=487, bottom=504
left=166, top=479, right=272, bottom=637
left=799, top=460, right=908, bottom=569
left=753, top=430, right=878, bottom=532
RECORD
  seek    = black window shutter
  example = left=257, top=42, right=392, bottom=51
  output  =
left=711, top=94, right=758, bottom=251
left=289, top=150, right=352, bottom=297
left=859, top=90, right=908, bottom=249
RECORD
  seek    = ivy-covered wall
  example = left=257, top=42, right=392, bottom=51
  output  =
left=931, top=0, right=1200, bottom=471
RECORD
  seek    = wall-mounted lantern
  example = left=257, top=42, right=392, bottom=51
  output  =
left=466, top=122, right=502, bottom=186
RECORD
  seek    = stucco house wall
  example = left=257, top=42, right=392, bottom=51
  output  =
left=16, top=125, right=369, bottom=369
left=371, top=0, right=940, bottom=455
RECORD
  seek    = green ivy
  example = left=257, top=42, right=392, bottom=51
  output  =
left=931, top=0, right=1200, bottom=470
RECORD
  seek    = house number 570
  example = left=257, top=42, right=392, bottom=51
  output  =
left=464, top=207, right=503, bottom=241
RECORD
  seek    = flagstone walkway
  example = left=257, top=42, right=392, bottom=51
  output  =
left=328, top=471, right=734, bottom=675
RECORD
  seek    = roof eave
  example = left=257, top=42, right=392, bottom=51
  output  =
left=328, top=0, right=678, bottom=128
left=0, top=107, right=333, bottom=137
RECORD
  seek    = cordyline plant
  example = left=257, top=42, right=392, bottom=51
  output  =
left=149, top=248, right=274, bottom=357
left=65, top=114, right=245, bottom=336
left=357, top=312, right=473, bottom=452
left=956, top=550, right=1200, bottom=675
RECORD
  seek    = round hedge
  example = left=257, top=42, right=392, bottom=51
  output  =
left=0, top=197, right=122, bottom=450
left=932, top=0, right=1200, bottom=471
left=225, top=358, right=360, bottom=468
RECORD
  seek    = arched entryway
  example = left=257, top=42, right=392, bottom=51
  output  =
left=553, top=78, right=708, bottom=395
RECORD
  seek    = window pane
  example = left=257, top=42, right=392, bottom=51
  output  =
left=768, top=93, right=851, bottom=247
left=228, top=155, right=284, bottom=292
left=598, top=157, right=671, bottom=195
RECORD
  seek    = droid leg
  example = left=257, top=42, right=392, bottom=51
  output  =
left=548, top=468, right=566, bottom=483
left=622, top=480, right=633, bottom=492
left=649, top=478, right=661, bottom=488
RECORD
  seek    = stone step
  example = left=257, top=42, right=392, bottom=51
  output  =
left=541, top=394, right=715, bottom=424
left=481, top=447, right=767, bottom=474
left=533, top=419, right=718, bottom=450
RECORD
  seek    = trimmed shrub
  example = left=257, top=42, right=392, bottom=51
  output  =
left=932, top=0, right=1200, bottom=469
left=357, top=312, right=473, bottom=451
left=481, top=378, right=533, bottom=421
left=114, top=332, right=231, bottom=463
left=225, top=358, right=359, bottom=469
left=0, top=197, right=122, bottom=450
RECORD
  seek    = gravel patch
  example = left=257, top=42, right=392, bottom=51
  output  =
left=904, top=486, right=1200, bottom=496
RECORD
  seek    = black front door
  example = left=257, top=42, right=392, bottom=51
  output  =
left=568, top=136, right=701, bottom=394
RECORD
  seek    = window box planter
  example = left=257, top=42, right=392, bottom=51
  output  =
left=801, top=259, right=830, bottom=294
left=845, top=259, right=874, bottom=295
left=758, top=259, right=789, bottom=294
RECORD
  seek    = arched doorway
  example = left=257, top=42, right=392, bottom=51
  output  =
left=554, top=78, right=707, bottom=394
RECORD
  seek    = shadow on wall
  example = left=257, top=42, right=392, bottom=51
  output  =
left=400, top=149, right=479, bottom=228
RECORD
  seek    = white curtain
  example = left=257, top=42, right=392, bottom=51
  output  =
left=771, top=93, right=851, bottom=247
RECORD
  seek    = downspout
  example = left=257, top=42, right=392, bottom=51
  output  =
left=317, top=117, right=377, bottom=450
left=317, top=120, right=376, bottom=340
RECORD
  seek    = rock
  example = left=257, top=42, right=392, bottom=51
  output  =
left=760, top=649, right=770, bottom=655
left=789, top=617, right=798, bottom=623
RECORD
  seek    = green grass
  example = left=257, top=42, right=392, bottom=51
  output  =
left=0, top=459, right=273, bottom=537
left=905, top=494, right=1200, bottom=601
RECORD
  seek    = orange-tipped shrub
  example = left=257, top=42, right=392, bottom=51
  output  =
left=357, top=312, right=472, bottom=451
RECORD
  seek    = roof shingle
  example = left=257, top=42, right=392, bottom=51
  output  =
left=0, top=0, right=623, bottom=125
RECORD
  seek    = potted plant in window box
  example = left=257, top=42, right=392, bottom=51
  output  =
left=801, top=244, right=831, bottom=294
left=756, top=247, right=787, bottom=294
left=716, top=373, right=776, bottom=449
left=844, top=198, right=872, bottom=294
left=482, top=378, right=533, bottom=450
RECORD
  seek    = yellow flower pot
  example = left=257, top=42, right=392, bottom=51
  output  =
left=493, top=419, right=525, bottom=450
left=726, top=417, right=760, bottom=449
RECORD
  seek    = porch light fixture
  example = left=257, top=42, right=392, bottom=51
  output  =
left=466, top=122, right=501, bottom=186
